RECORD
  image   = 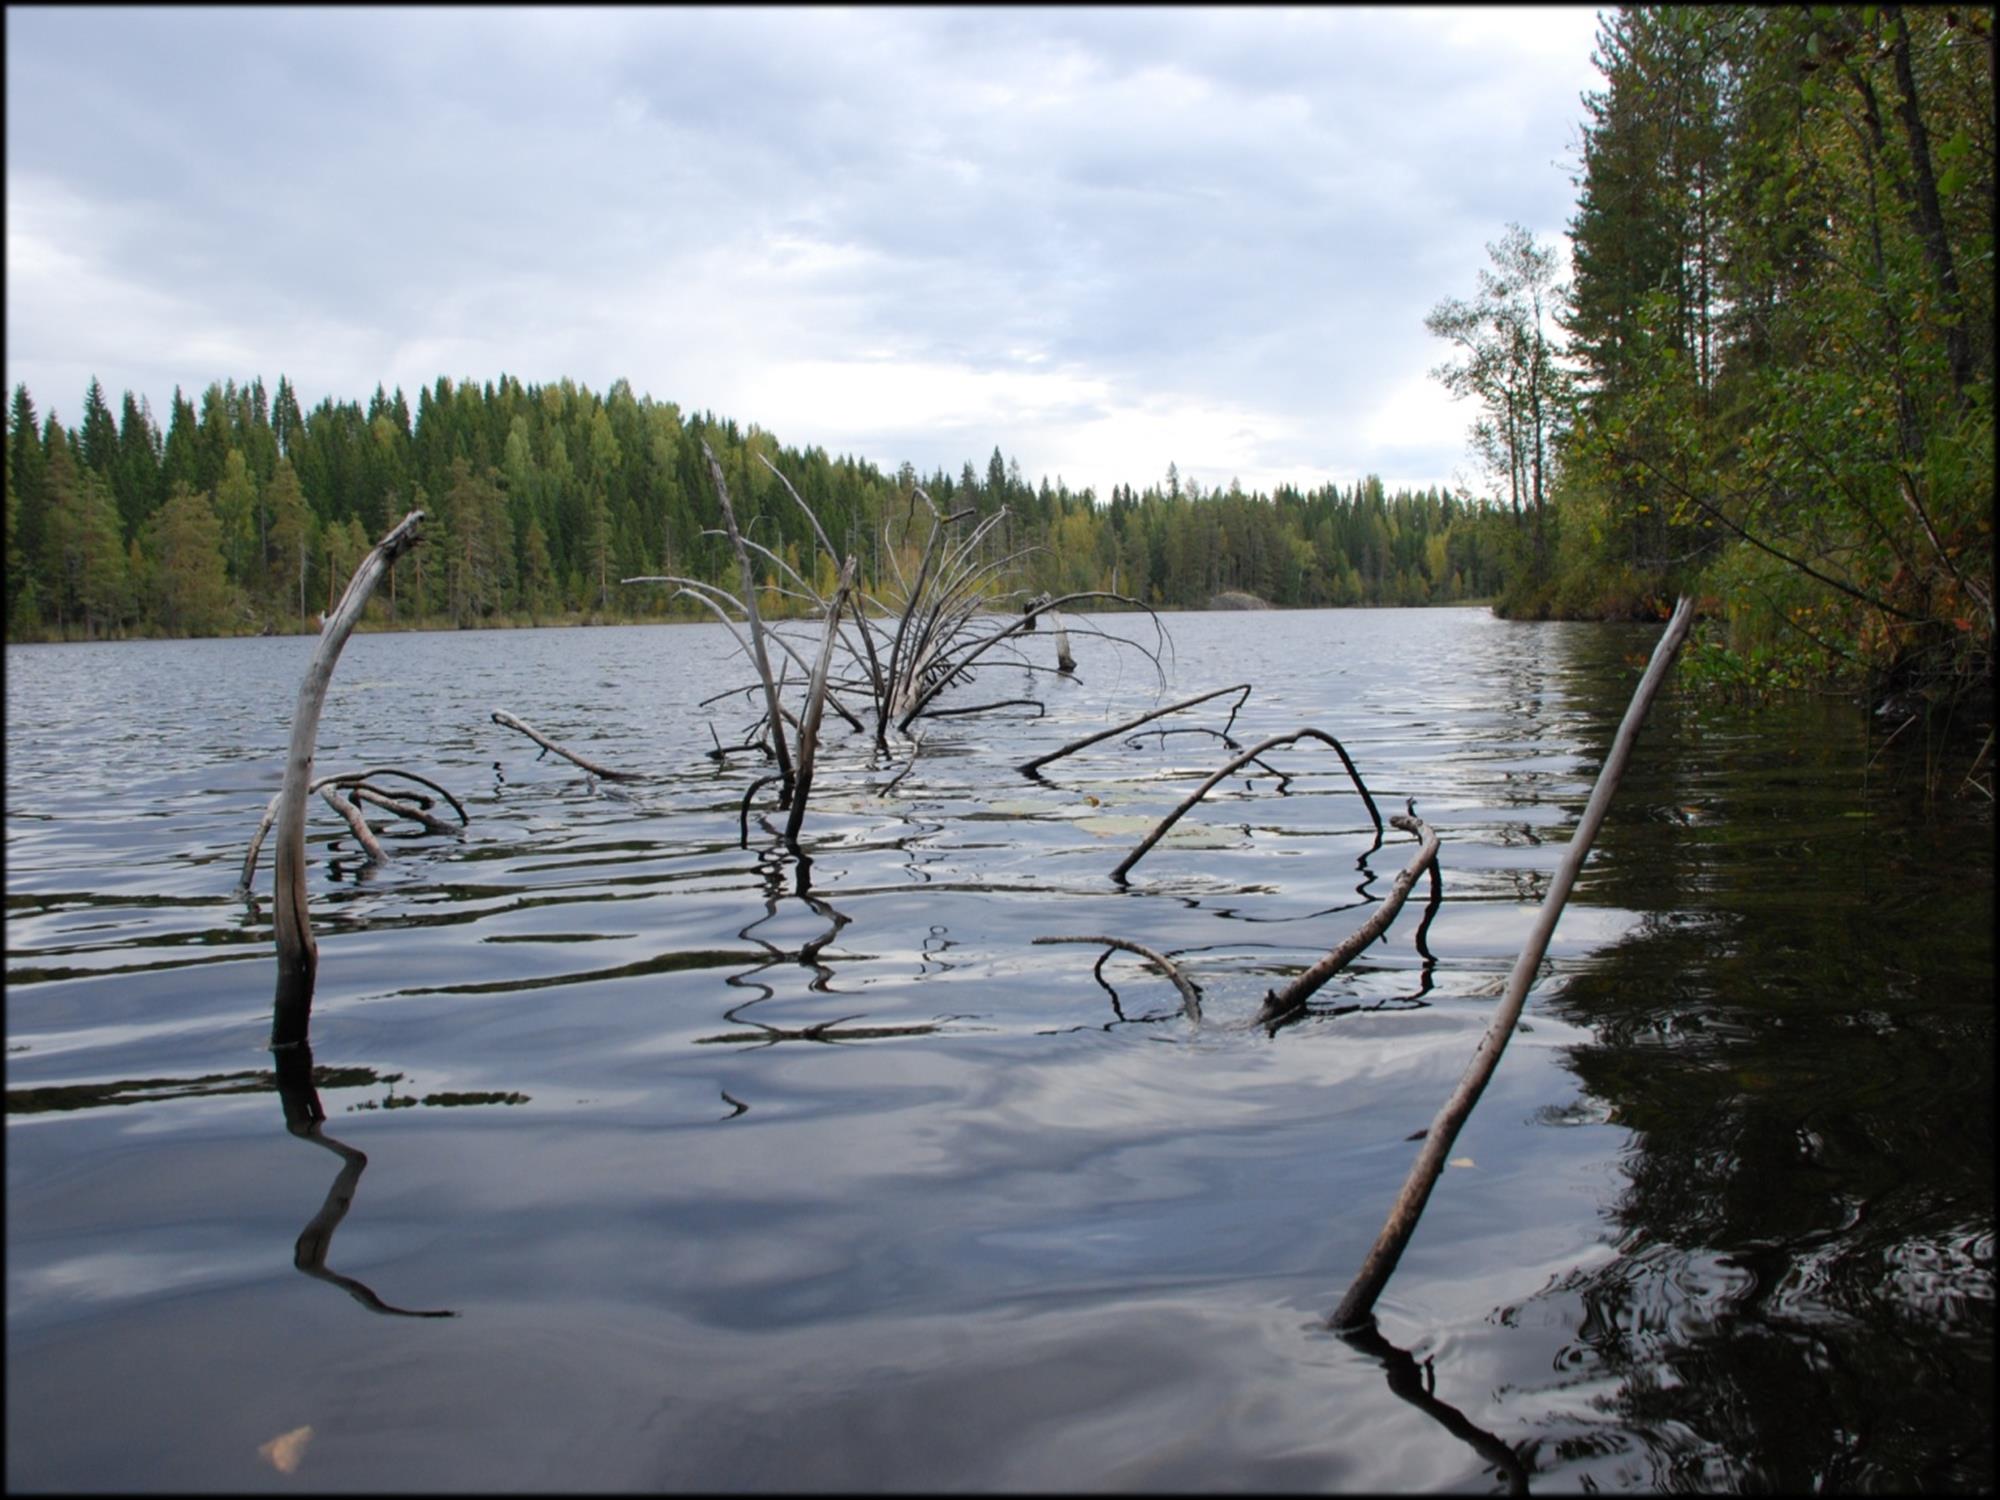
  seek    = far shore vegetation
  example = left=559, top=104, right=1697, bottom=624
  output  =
left=7, top=10, right=1988, bottom=723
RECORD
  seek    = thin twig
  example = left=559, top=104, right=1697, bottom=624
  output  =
left=1034, top=935, right=1203, bottom=1022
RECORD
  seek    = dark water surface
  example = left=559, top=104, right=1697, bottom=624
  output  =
left=6, top=608, right=1991, bottom=1492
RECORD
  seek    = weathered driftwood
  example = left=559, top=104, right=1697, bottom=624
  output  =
left=351, top=785, right=461, bottom=836
left=1111, top=727, right=1385, bottom=882
left=271, top=510, right=423, bottom=1049
left=240, top=767, right=466, bottom=895
left=1327, top=595, right=1694, bottom=1332
left=1033, top=935, right=1203, bottom=1022
left=490, top=710, right=643, bottom=781
left=319, top=783, right=387, bottom=863
left=1257, top=812, right=1439, bottom=1029
left=1018, top=684, right=1253, bottom=776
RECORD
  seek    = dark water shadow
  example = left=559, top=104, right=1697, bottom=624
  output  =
left=1490, top=635, right=1996, bottom=1490
left=272, top=1044, right=456, bottom=1319
left=695, top=852, right=953, bottom=1049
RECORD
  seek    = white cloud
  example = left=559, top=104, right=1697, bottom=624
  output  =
left=4, top=6, right=1606, bottom=499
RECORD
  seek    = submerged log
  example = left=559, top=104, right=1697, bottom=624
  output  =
left=271, top=510, right=423, bottom=1049
left=1327, top=596, right=1693, bottom=1332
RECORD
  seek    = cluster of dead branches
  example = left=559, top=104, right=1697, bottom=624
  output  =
left=623, top=442, right=1165, bottom=859
left=249, top=472, right=1694, bottom=1358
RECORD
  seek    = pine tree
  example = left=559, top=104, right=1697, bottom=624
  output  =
left=266, top=457, right=312, bottom=624
left=146, top=484, right=232, bottom=635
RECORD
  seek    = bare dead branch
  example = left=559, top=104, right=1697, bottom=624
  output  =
left=351, top=785, right=461, bottom=836
left=271, top=510, right=423, bottom=1048
left=490, top=710, right=644, bottom=781
left=318, top=782, right=387, bottom=862
left=1018, top=684, right=1254, bottom=776
left=1111, top=728, right=1386, bottom=882
left=240, top=766, right=465, bottom=896
left=1328, top=596, right=1694, bottom=1332
left=783, top=557, right=858, bottom=860
left=921, top=698, right=1046, bottom=719
left=1033, top=935, right=1203, bottom=1022
left=1256, top=813, right=1440, bottom=1028
left=703, top=440, right=795, bottom=801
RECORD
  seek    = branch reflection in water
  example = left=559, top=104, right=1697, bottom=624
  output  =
left=272, top=1044, right=455, bottom=1319
left=696, top=856, right=947, bottom=1049
left=1339, top=1318, right=1530, bottom=1494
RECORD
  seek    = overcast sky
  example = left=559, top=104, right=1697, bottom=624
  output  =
left=6, top=5, right=1605, bottom=503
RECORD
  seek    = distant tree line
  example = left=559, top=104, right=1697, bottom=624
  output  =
left=4, top=371, right=1520, bottom=642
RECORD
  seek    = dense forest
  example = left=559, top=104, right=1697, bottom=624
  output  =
left=1539, top=5, right=1992, bottom=709
left=6, top=6, right=1990, bottom=719
left=1, top=370, right=1513, bottom=641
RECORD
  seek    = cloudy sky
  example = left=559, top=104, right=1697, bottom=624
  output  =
left=6, top=5, right=1605, bottom=502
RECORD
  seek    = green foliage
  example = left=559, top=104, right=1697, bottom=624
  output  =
left=7, top=370, right=1521, bottom=640
left=146, top=483, right=233, bottom=636
left=1553, top=4, right=1994, bottom=708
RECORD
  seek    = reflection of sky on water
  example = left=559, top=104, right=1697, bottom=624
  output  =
left=6, top=609, right=1988, bottom=1490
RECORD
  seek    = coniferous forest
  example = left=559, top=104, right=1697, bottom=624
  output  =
left=6, top=7, right=1990, bottom=717
left=2, top=370, right=1511, bottom=640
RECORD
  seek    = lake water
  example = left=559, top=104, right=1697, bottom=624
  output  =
left=6, top=607, right=1992, bottom=1492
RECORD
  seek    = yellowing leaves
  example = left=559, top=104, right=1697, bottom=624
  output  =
left=258, top=1425, right=313, bottom=1475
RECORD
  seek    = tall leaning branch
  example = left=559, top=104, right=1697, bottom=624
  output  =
left=1327, top=596, right=1693, bottom=1332
left=704, top=440, right=795, bottom=801
left=783, top=556, right=858, bottom=860
left=271, top=510, right=424, bottom=1050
